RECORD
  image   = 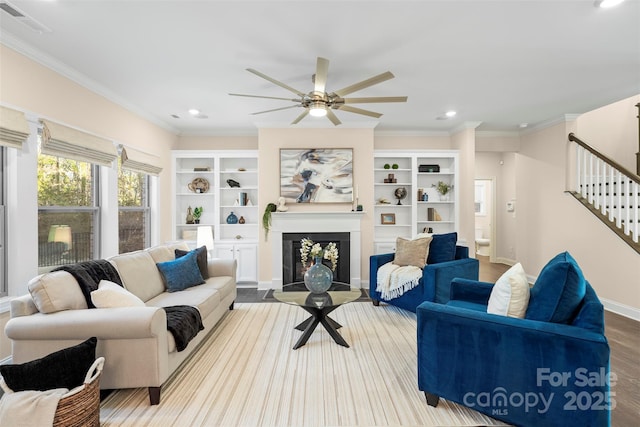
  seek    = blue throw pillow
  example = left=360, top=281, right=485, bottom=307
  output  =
left=427, top=232, right=457, bottom=264
left=175, top=246, right=209, bottom=279
left=525, top=252, right=587, bottom=324
left=157, top=249, right=205, bottom=292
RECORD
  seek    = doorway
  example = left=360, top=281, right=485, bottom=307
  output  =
left=474, top=178, right=496, bottom=262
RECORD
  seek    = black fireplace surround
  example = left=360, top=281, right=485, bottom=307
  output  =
left=282, top=232, right=350, bottom=287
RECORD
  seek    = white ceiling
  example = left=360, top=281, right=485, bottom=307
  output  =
left=1, top=0, right=639, bottom=136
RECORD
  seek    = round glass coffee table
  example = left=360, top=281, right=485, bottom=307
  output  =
left=273, top=282, right=362, bottom=350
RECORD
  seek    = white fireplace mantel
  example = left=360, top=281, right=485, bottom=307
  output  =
left=270, top=211, right=365, bottom=289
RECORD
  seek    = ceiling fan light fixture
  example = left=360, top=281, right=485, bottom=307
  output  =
left=309, top=102, right=327, bottom=117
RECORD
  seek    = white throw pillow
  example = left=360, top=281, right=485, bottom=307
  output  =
left=28, top=271, right=87, bottom=314
left=487, top=262, right=530, bottom=318
left=91, top=280, right=145, bottom=308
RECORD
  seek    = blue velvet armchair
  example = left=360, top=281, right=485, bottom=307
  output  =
left=369, top=234, right=479, bottom=313
left=416, top=252, right=611, bottom=427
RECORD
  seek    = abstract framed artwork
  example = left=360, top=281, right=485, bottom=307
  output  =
left=280, top=148, right=353, bottom=203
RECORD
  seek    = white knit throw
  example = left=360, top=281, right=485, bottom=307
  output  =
left=376, top=262, right=423, bottom=300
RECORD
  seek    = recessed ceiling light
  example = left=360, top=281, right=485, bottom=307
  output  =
left=188, top=108, right=200, bottom=116
left=595, top=0, right=625, bottom=8
left=445, top=111, right=457, bottom=118
left=519, top=123, right=528, bottom=128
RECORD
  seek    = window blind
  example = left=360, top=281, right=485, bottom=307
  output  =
left=40, top=119, right=117, bottom=166
left=0, top=106, right=30, bottom=149
left=121, top=146, right=163, bottom=176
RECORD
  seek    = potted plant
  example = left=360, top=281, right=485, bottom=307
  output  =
left=433, top=181, right=453, bottom=201
left=193, top=206, right=203, bottom=224
left=262, top=202, right=277, bottom=240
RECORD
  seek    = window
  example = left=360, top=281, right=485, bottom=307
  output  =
left=37, top=150, right=99, bottom=267
left=118, top=160, right=150, bottom=253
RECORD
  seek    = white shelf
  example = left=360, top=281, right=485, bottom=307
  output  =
left=373, top=150, right=459, bottom=247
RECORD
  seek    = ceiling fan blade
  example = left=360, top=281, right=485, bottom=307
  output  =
left=326, top=109, right=342, bottom=126
left=332, top=71, right=395, bottom=97
left=291, top=110, right=309, bottom=124
left=342, top=96, right=408, bottom=104
left=229, top=93, right=301, bottom=102
left=251, top=105, right=301, bottom=115
left=314, top=57, right=330, bottom=94
left=336, top=105, right=382, bottom=118
left=246, top=68, right=306, bottom=97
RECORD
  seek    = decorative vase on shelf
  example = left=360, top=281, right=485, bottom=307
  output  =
left=304, top=256, right=333, bottom=294
left=226, top=211, right=238, bottom=224
left=439, top=193, right=449, bottom=201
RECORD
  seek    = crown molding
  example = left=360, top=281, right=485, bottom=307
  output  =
left=374, top=129, right=451, bottom=137
left=476, top=130, right=521, bottom=138
left=521, top=114, right=582, bottom=135
left=1, top=32, right=179, bottom=135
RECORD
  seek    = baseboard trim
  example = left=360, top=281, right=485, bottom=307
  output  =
left=0, top=356, right=12, bottom=365
left=495, top=257, right=516, bottom=266
left=601, top=298, right=640, bottom=321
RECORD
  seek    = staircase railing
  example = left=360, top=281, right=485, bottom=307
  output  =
left=567, top=133, right=640, bottom=254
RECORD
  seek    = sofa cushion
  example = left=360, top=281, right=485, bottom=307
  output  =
left=156, top=250, right=205, bottom=293
left=175, top=246, right=210, bottom=279
left=0, top=337, right=96, bottom=392
left=394, top=236, right=433, bottom=268
left=525, top=252, right=587, bottom=324
left=146, top=284, right=221, bottom=320
left=427, top=232, right=457, bottom=264
left=110, top=251, right=165, bottom=302
left=91, top=280, right=145, bottom=308
left=28, top=271, right=87, bottom=314
left=146, top=245, right=175, bottom=263
left=487, top=262, right=530, bottom=318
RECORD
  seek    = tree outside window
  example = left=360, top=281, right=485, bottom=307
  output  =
left=118, top=161, right=149, bottom=253
left=38, top=153, right=97, bottom=267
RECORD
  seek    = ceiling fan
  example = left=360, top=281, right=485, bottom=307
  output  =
left=229, top=57, right=407, bottom=126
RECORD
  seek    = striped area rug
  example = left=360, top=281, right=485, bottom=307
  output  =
left=100, top=302, right=506, bottom=426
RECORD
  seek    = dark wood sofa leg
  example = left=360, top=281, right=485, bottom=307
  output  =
left=372, top=299, right=380, bottom=306
left=149, top=387, right=161, bottom=405
left=229, top=301, right=235, bottom=310
left=425, top=392, right=440, bottom=407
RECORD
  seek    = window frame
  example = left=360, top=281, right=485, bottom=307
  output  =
left=118, top=166, right=151, bottom=253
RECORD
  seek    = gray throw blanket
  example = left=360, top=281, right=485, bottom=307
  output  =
left=54, top=260, right=203, bottom=352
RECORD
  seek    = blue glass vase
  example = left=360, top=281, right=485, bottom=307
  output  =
left=226, top=211, right=238, bottom=224
left=304, top=256, right=333, bottom=294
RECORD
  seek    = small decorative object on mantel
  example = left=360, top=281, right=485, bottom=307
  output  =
left=383, top=163, right=391, bottom=169
left=276, top=196, right=288, bottom=212
left=394, top=187, right=407, bottom=205
left=300, top=238, right=338, bottom=294
left=392, top=163, right=399, bottom=169
left=238, top=216, right=245, bottom=224
left=227, top=179, right=240, bottom=188
left=237, top=167, right=246, bottom=172
left=192, top=207, right=203, bottom=224
left=378, top=197, right=391, bottom=204
left=262, top=202, right=277, bottom=240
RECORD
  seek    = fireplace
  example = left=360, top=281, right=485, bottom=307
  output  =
left=282, top=232, right=350, bottom=286
left=269, top=211, right=364, bottom=289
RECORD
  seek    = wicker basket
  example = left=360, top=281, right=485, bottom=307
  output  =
left=1, top=357, right=104, bottom=427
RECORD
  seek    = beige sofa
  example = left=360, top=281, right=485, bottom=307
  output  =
left=4, top=242, right=237, bottom=404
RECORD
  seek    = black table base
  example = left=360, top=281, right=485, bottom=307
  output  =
left=292, top=305, right=349, bottom=349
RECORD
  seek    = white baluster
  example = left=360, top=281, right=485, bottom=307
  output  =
left=609, top=165, right=615, bottom=221
left=632, top=181, right=639, bottom=243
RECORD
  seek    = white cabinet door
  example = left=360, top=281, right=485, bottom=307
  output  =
left=234, top=243, right=257, bottom=283
left=214, top=243, right=257, bottom=283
